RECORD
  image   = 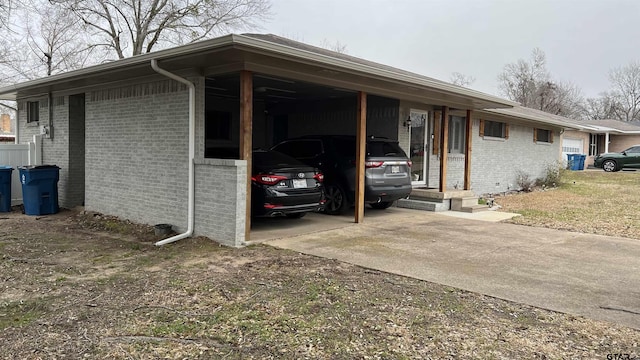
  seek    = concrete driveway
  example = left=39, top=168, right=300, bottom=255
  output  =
left=265, top=208, right=640, bottom=329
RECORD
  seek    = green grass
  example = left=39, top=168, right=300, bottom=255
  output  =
left=0, top=299, right=49, bottom=330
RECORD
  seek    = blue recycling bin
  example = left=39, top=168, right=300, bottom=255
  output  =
left=18, top=165, right=60, bottom=215
left=566, top=154, right=579, bottom=170
left=577, top=155, right=586, bottom=170
left=0, top=166, right=12, bottom=212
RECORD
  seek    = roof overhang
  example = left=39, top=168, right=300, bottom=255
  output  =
left=479, top=108, right=581, bottom=130
left=0, top=34, right=516, bottom=110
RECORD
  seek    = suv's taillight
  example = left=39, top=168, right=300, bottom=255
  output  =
left=313, top=172, right=324, bottom=182
left=407, top=160, right=412, bottom=168
left=252, top=174, right=287, bottom=185
left=365, top=161, right=384, bottom=168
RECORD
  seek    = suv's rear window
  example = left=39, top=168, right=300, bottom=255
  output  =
left=331, top=138, right=407, bottom=158
left=367, top=141, right=407, bottom=157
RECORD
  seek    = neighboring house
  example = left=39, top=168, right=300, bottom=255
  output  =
left=561, top=119, right=640, bottom=167
left=0, top=33, right=579, bottom=247
left=1, top=113, right=11, bottom=133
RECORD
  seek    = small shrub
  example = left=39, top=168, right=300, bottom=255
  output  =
left=537, top=161, right=565, bottom=188
left=515, top=170, right=535, bottom=192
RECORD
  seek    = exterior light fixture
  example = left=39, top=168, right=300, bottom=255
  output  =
left=403, top=116, right=412, bottom=131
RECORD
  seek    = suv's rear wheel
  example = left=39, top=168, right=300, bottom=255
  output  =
left=369, top=201, right=392, bottom=210
left=324, top=183, right=348, bottom=215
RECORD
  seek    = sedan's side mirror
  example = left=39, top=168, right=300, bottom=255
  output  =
left=622, top=151, right=627, bottom=156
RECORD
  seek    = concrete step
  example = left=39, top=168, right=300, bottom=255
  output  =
left=451, top=196, right=479, bottom=211
left=409, top=188, right=474, bottom=202
left=460, top=204, right=491, bottom=213
left=396, top=198, right=449, bottom=212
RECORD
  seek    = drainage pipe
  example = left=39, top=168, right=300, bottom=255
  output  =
left=150, top=59, right=195, bottom=246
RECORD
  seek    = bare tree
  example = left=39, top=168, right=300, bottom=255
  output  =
left=607, top=60, right=640, bottom=121
left=51, top=0, right=271, bottom=59
left=498, top=48, right=584, bottom=118
left=0, top=0, right=104, bottom=82
left=498, top=48, right=549, bottom=107
left=0, top=0, right=13, bottom=27
left=450, top=72, right=475, bottom=87
left=320, top=38, right=348, bottom=54
left=583, top=94, right=617, bottom=120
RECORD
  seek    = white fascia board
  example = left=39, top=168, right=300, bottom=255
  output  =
left=481, top=108, right=581, bottom=129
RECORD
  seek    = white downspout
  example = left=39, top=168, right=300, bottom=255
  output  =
left=14, top=106, right=19, bottom=144
left=605, top=132, right=610, bottom=154
left=151, top=59, right=195, bottom=246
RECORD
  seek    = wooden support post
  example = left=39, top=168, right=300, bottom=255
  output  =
left=464, top=109, right=473, bottom=190
left=240, top=70, right=253, bottom=240
left=355, top=92, right=367, bottom=223
left=439, top=106, right=449, bottom=192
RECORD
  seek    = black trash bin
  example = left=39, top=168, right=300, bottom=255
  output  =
left=0, top=166, right=12, bottom=212
left=18, top=165, right=60, bottom=215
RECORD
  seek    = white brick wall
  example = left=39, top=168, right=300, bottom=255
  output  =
left=194, top=158, right=246, bottom=247
left=470, top=119, right=560, bottom=195
left=394, top=106, right=561, bottom=194
left=82, top=77, right=247, bottom=245
left=85, top=81, right=191, bottom=232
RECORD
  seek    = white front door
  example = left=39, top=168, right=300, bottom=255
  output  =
left=409, top=110, right=429, bottom=186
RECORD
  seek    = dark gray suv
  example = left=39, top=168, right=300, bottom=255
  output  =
left=271, top=135, right=412, bottom=214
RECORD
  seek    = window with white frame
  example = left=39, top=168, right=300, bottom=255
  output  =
left=589, top=134, right=599, bottom=156
left=448, top=115, right=466, bottom=154
left=27, top=101, right=40, bottom=123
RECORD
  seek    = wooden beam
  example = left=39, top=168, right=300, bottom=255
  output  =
left=439, top=106, right=449, bottom=192
left=464, top=109, right=473, bottom=190
left=240, top=70, right=253, bottom=241
left=355, top=92, right=367, bottom=223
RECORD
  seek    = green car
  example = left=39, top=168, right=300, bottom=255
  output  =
left=593, top=145, right=640, bottom=172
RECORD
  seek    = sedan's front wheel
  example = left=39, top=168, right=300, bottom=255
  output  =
left=602, top=159, right=618, bottom=172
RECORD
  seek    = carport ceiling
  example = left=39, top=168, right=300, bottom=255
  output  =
left=205, top=74, right=357, bottom=102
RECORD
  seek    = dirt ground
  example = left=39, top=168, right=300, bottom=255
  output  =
left=1, top=208, right=639, bottom=359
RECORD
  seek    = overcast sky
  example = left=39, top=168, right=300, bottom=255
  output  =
left=261, top=0, right=640, bottom=99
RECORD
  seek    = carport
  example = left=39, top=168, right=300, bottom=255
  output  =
left=196, top=34, right=515, bottom=241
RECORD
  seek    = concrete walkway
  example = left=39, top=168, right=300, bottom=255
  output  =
left=266, top=208, right=640, bottom=329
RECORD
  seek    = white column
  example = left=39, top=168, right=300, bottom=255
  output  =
left=605, top=132, right=610, bottom=153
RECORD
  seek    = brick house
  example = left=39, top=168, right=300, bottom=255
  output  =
left=0, top=34, right=579, bottom=247
left=561, top=119, right=640, bottom=168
